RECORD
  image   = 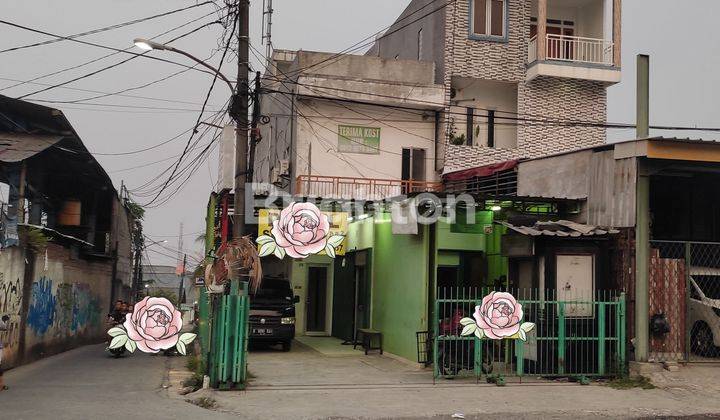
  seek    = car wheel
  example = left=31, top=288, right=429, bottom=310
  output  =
left=281, top=341, right=292, bottom=352
left=692, top=322, right=715, bottom=357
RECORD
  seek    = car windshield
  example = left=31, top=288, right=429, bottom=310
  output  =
left=693, top=276, right=720, bottom=300
left=255, top=278, right=293, bottom=300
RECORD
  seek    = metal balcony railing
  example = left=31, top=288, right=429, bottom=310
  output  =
left=295, top=175, right=443, bottom=200
left=528, top=34, right=614, bottom=66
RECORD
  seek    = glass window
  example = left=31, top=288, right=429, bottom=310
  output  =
left=472, top=0, right=505, bottom=38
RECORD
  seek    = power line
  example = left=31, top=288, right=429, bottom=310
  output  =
left=0, top=7, right=225, bottom=93
left=0, top=2, right=214, bottom=54
left=14, top=20, right=222, bottom=100
left=0, top=19, right=217, bottom=85
left=142, top=16, right=237, bottom=207
left=0, top=76, right=218, bottom=107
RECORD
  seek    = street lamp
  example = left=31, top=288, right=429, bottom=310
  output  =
left=133, top=38, right=235, bottom=92
left=132, top=36, right=248, bottom=238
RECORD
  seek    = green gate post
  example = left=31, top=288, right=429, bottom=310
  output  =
left=598, top=303, right=606, bottom=375
left=619, top=293, right=627, bottom=375
left=433, top=298, right=439, bottom=380
left=515, top=339, right=524, bottom=377
left=558, top=302, right=566, bottom=375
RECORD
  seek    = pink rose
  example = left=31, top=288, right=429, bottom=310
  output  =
left=271, top=202, right=330, bottom=259
left=473, top=291, right=524, bottom=339
left=124, top=296, right=183, bottom=353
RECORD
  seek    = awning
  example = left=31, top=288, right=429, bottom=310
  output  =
left=0, top=133, right=63, bottom=162
left=443, top=160, right=519, bottom=181
left=499, top=220, right=619, bottom=237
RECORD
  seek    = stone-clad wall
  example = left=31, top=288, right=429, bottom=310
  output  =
left=442, top=0, right=607, bottom=173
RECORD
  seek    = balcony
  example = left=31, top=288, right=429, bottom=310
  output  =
left=527, top=0, right=621, bottom=85
left=529, top=34, right=614, bottom=66
left=295, top=175, right=443, bottom=201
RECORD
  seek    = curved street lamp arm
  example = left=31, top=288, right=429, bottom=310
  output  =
left=165, top=46, right=235, bottom=93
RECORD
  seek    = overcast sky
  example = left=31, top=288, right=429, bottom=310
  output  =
left=1, top=0, right=718, bottom=266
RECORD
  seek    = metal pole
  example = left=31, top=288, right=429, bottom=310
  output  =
left=233, top=0, right=250, bottom=239
left=636, top=54, right=650, bottom=138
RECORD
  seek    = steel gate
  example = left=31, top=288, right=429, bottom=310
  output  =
left=433, top=287, right=626, bottom=380
left=649, top=241, right=720, bottom=362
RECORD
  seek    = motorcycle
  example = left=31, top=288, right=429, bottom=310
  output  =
left=437, top=308, right=492, bottom=377
left=106, top=318, right=126, bottom=358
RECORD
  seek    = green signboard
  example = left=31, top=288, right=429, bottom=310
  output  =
left=338, top=125, right=381, bottom=154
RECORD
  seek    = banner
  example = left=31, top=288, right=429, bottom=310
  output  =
left=258, top=208, right=348, bottom=256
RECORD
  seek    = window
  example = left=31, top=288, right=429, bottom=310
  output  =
left=465, top=108, right=474, bottom=146
left=487, top=110, right=495, bottom=148
left=471, top=0, right=506, bottom=39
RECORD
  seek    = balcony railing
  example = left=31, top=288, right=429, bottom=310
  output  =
left=528, top=34, right=614, bottom=66
left=295, top=175, right=443, bottom=201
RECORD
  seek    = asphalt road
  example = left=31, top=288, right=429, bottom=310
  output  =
left=0, top=344, right=232, bottom=420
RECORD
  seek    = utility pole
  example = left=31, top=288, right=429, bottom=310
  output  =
left=262, top=0, right=274, bottom=68
left=178, top=254, right=187, bottom=305
left=232, top=0, right=250, bottom=239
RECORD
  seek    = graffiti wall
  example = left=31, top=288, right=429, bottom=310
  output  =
left=0, top=244, right=113, bottom=368
left=0, top=247, right=25, bottom=367
left=22, top=245, right=111, bottom=362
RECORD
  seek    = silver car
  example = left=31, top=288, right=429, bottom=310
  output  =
left=689, top=267, right=720, bottom=357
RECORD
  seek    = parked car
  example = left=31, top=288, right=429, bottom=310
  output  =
left=689, top=267, right=720, bottom=357
left=249, top=276, right=299, bottom=351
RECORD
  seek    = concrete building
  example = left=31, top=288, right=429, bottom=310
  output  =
left=255, top=49, right=445, bottom=201
left=0, top=95, right=136, bottom=369
left=368, top=0, right=622, bottom=173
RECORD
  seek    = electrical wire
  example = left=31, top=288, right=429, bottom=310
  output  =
left=141, top=15, right=236, bottom=207
left=0, top=2, right=214, bottom=54
left=0, top=7, right=226, bottom=93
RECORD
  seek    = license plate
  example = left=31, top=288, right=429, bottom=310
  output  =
left=252, top=328, right=274, bottom=335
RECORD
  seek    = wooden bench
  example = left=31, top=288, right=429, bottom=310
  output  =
left=354, top=328, right=383, bottom=355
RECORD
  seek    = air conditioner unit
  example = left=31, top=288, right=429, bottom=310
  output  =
left=279, top=159, right=290, bottom=175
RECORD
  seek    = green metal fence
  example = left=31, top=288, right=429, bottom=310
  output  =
left=433, top=288, right=626, bottom=381
left=199, top=283, right=250, bottom=390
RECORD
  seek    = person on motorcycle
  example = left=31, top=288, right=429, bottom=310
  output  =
left=109, top=300, right=124, bottom=324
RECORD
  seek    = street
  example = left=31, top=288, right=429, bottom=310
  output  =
left=0, top=344, right=232, bottom=420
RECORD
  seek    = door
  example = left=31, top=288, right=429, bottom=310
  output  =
left=401, top=148, right=427, bottom=194
left=354, top=265, right=370, bottom=333
left=306, top=266, right=328, bottom=333
left=556, top=254, right=594, bottom=318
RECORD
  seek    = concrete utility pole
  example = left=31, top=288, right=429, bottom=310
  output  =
left=178, top=254, right=187, bottom=304
left=634, top=54, right=650, bottom=362
left=233, top=0, right=250, bottom=239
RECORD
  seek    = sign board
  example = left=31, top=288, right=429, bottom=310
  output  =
left=337, top=125, right=380, bottom=154
left=218, top=125, right=235, bottom=191
left=258, top=208, right=348, bottom=256
left=194, top=277, right=205, bottom=286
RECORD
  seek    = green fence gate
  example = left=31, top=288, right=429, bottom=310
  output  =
left=199, top=283, right=250, bottom=389
left=433, top=288, right=626, bottom=381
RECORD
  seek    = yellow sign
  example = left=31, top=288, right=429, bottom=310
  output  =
left=258, top=208, right=348, bottom=256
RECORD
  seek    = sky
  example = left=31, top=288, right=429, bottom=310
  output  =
left=1, top=0, right=719, bottom=266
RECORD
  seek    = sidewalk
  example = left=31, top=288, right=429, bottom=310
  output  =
left=167, top=340, right=720, bottom=419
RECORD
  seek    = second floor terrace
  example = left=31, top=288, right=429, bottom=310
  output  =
left=526, top=0, right=621, bottom=84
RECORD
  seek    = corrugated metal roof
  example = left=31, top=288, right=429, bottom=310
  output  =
left=0, top=133, right=63, bottom=162
left=499, top=220, right=619, bottom=237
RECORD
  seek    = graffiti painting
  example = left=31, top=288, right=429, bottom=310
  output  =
left=26, top=277, right=57, bottom=335
left=459, top=292, right=535, bottom=341
left=107, top=296, right=196, bottom=355
left=256, top=202, right=345, bottom=259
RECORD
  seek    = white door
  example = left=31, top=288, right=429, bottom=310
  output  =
left=556, top=254, right=594, bottom=318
